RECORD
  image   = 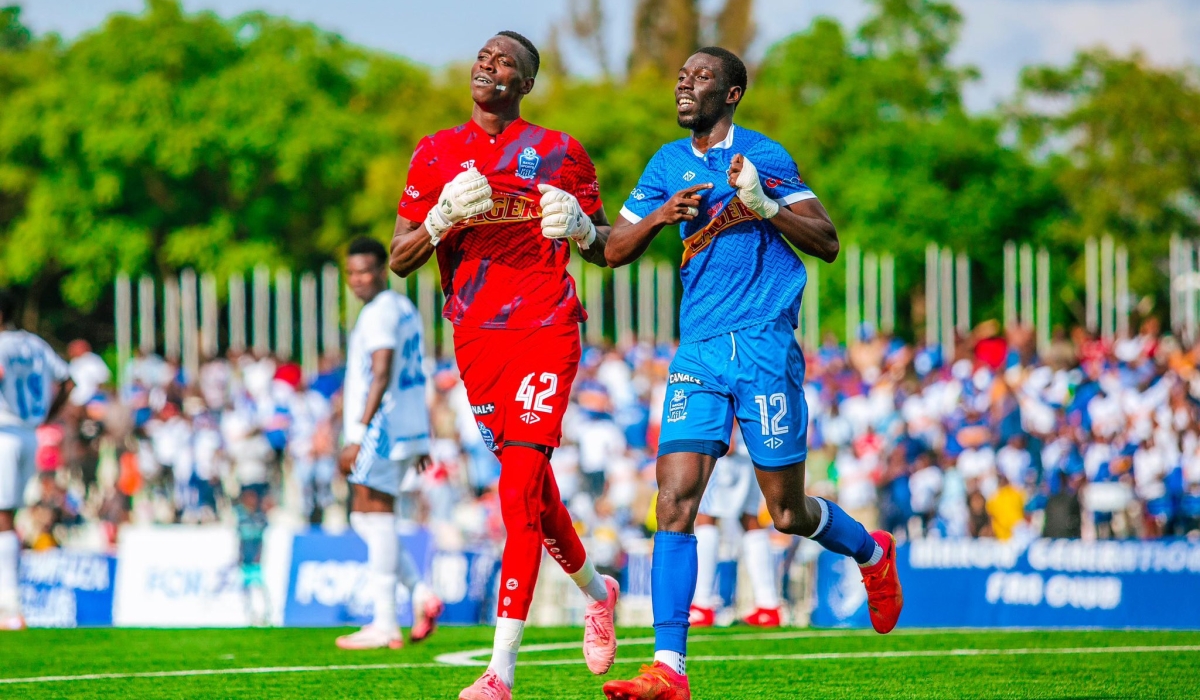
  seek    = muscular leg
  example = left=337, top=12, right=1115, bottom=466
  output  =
left=754, top=462, right=880, bottom=565
left=652, top=452, right=717, bottom=674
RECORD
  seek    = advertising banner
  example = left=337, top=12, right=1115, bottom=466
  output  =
left=812, top=538, right=1200, bottom=629
left=282, top=528, right=497, bottom=627
left=113, top=526, right=248, bottom=627
left=20, top=549, right=116, bottom=628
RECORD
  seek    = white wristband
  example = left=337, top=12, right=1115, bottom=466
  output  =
left=424, top=207, right=452, bottom=246
left=344, top=422, right=367, bottom=445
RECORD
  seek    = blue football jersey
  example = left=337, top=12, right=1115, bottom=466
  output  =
left=620, top=125, right=816, bottom=344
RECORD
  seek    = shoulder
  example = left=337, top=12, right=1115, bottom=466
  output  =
left=647, top=140, right=689, bottom=172
left=737, top=127, right=786, bottom=157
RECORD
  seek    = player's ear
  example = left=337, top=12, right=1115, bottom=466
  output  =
left=726, top=85, right=743, bottom=106
left=520, top=76, right=535, bottom=96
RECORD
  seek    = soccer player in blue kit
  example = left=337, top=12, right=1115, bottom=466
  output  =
left=601, top=47, right=904, bottom=700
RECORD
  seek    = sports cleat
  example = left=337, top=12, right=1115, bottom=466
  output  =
left=603, top=662, right=690, bottom=700
left=861, top=530, right=903, bottom=634
left=410, top=594, right=444, bottom=643
left=687, top=605, right=715, bottom=627
left=741, top=607, right=782, bottom=628
left=0, top=614, right=26, bottom=631
left=459, top=668, right=512, bottom=700
left=583, top=574, right=621, bottom=674
left=335, top=624, right=403, bottom=650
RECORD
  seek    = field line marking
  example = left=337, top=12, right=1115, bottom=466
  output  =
left=4, top=640, right=1198, bottom=685
left=431, top=627, right=1098, bottom=667
left=0, top=663, right=444, bottom=685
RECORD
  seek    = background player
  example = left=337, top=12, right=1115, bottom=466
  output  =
left=690, top=430, right=782, bottom=629
left=389, top=31, right=619, bottom=700
left=602, top=47, right=903, bottom=699
left=336, top=237, right=442, bottom=650
left=0, top=289, right=73, bottom=631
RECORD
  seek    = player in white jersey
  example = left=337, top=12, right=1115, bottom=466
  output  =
left=335, top=238, right=443, bottom=650
left=0, top=289, right=73, bottom=630
left=690, top=430, right=784, bottom=629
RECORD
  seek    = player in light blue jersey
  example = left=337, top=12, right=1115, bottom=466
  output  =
left=0, top=289, right=73, bottom=631
left=335, top=238, right=443, bottom=651
left=602, top=48, right=903, bottom=700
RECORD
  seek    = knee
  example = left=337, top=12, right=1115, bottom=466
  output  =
left=770, top=500, right=820, bottom=537
left=656, top=487, right=699, bottom=533
left=498, top=476, right=542, bottom=527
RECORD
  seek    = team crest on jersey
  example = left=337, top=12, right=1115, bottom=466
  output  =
left=477, top=421, right=497, bottom=452
left=667, top=389, right=689, bottom=423
left=516, top=147, right=541, bottom=179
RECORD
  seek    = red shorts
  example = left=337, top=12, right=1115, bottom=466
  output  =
left=453, top=323, right=581, bottom=452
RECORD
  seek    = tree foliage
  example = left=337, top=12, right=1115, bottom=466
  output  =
left=0, top=0, right=1196, bottom=343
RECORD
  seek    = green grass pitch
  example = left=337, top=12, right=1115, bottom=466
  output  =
left=3, top=627, right=1198, bottom=699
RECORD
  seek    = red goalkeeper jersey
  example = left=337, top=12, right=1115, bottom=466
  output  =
left=398, top=118, right=603, bottom=329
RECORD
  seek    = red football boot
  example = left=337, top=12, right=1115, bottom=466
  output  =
left=861, top=531, right=903, bottom=634
left=603, top=662, right=690, bottom=700
left=741, top=607, right=782, bottom=628
left=687, top=605, right=715, bottom=627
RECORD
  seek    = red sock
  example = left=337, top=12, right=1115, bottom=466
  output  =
left=495, top=446, right=549, bottom=620
left=538, top=465, right=588, bottom=575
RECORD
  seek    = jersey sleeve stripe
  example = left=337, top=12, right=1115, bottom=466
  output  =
left=619, top=205, right=644, bottom=224
left=774, top=191, right=817, bottom=206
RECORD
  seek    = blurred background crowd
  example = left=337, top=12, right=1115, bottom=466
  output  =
left=19, top=316, right=1200, bottom=566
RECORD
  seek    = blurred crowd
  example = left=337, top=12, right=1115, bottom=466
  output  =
left=16, top=316, right=1200, bottom=559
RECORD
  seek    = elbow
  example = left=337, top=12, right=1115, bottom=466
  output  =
left=389, top=251, right=413, bottom=278
left=604, top=248, right=629, bottom=269
left=819, top=231, right=840, bottom=264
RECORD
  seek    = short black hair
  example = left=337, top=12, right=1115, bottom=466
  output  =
left=347, top=237, right=387, bottom=266
left=497, top=30, right=539, bottom=78
left=696, top=46, right=747, bottom=96
left=0, top=288, right=16, bottom=324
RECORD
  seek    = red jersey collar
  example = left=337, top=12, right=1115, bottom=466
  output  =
left=466, top=116, right=528, bottom=143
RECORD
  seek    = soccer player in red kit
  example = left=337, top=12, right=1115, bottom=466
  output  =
left=389, top=31, right=619, bottom=700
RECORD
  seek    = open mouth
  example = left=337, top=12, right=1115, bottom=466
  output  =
left=473, top=74, right=495, bottom=87
left=676, top=95, right=696, bottom=111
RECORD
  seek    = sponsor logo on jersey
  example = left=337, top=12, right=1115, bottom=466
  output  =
left=683, top=171, right=696, bottom=182
left=516, top=147, right=542, bottom=179
left=667, top=389, right=689, bottom=423
left=764, top=175, right=804, bottom=189
left=470, top=403, right=495, bottom=416
left=668, top=372, right=703, bottom=387
left=477, top=421, right=497, bottom=452
left=404, top=185, right=420, bottom=199
left=630, top=187, right=647, bottom=201
left=457, top=195, right=541, bottom=228
left=680, top=198, right=761, bottom=268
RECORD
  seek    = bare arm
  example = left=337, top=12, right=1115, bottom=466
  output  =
left=576, top=208, right=611, bottom=268
left=389, top=215, right=436, bottom=278
left=728, top=153, right=839, bottom=263
left=46, top=378, right=74, bottom=424
left=605, top=183, right=714, bottom=268
left=769, top=198, right=839, bottom=263
left=359, top=348, right=394, bottom=429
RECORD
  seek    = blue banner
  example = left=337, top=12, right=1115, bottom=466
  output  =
left=283, top=528, right=498, bottom=627
left=20, top=550, right=116, bottom=628
left=813, top=538, right=1200, bottom=629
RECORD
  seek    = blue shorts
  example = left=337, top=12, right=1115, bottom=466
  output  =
left=658, top=315, right=809, bottom=469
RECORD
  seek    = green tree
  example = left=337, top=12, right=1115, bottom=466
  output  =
left=0, top=0, right=430, bottom=314
left=1012, top=50, right=1200, bottom=312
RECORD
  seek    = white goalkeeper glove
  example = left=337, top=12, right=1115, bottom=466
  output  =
left=538, top=184, right=596, bottom=250
left=732, top=155, right=780, bottom=220
left=424, top=167, right=494, bottom=245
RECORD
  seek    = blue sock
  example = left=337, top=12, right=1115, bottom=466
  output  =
left=811, top=497, right=877, bottom=565
left=652, top=531, right=697, bottom=655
